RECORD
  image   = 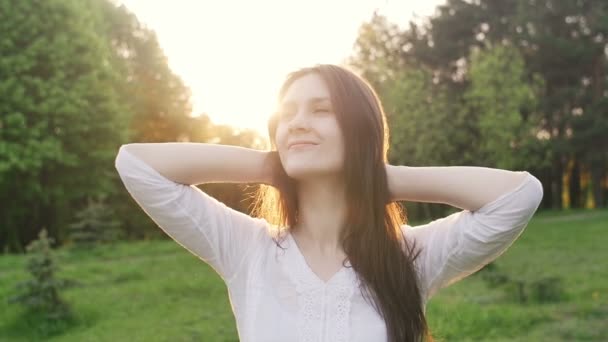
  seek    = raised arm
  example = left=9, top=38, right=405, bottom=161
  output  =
left=121, top=142, right=274, bottom=186
left=386, top=165, right=529, bottom=210
left=387, top=165, right=544, bottom=300
left=114, top=142, right=275, bottom=284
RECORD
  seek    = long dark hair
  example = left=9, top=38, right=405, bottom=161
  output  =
left=251, top=64, right=434, bottom=342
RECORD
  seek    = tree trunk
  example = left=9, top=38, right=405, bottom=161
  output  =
left=551, top=156, right=564, bottom=210
left=590, top=166, right=605, bottom=208
left=569, top=159, right=581, bottom=208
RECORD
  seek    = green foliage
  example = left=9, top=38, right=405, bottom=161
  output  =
left=350, top=0, right=608, bottom=214
left=7, top=229, right=75, bottom=322
left=1, top=0, right=256, bottom=252
left=67, top=196, right=124, bottom=249
left=464, top=44, right=546, bottom=170
left=349, top=13, right=407, bottom=90
left=0, top=209, right=605, bottom=341
left=383, top=67, right=458, bottom=167
left=478, top=261, right=566, bottom=304
left=95, top=1, right=193, bottom=144
left=0, top=0, right=129, bottom=252
left=529, top=277, right=566, bottom=303
left=424, top=209, right=608, bottom=341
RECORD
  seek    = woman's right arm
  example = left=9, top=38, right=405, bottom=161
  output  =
left=121, top=142, right=274, bottom=185
left=114, top=143, right=276, bottom=284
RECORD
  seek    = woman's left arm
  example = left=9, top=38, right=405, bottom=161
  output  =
left=386, top=165, right=544, bottom=301
left=386, top=165, right=529, bottom=210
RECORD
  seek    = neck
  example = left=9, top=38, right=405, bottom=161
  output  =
left=292, top=176, right=348, bottom=255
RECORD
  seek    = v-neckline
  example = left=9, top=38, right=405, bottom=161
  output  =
left=287, top=231, right=348, bottom=286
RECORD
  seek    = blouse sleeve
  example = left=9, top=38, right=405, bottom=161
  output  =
left=403, top=171, right=544, bottom=301
left=114, top=144, right=268, bottom=284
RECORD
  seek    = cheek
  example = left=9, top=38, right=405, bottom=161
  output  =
left=335, top=138, right=346, bottom=163
left=273, top=125, right=286, bottom=148
left=274, top=126, right=289, bottom=160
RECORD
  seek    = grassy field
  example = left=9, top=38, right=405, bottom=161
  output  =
left=0, top=209, right=606, bottom=341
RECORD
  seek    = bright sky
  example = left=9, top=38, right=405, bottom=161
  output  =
left=119, top=0, right=442, bottom=137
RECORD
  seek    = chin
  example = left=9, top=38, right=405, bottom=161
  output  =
left=284, top=167, right=319, bottom=180
left=284, top=163, right=342, bottom=180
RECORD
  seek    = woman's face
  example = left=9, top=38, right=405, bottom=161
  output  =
left=274, top=73, right=345, bottom=181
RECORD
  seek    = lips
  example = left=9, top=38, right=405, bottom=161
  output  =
left=288, top=141, right=319, bottom=149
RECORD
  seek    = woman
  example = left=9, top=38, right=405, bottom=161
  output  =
left=115, top=64, right=543, bottom=342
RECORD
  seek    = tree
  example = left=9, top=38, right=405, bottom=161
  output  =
left=96, top=1, right=193, bottom=144
left=350, top=0, right=608, bottom=210
left=0, top=0, right=128, bottom=252
left=464, top=44, right=546, bottom=170
left=8, top=228, right=74, bottom=321
left=67, top=195, right=124, bottom=248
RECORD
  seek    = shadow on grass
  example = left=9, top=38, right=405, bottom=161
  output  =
left=1, top=307, right=86, bottom=341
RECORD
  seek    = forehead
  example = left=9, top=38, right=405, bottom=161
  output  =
left=281, top=73, right=331, bottom=105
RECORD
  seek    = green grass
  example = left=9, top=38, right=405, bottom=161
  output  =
left=0, top=209, right=606, bottom=341
left=426, top=208, right=608, bottom=341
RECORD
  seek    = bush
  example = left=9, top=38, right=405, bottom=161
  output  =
left=477, top=262, right=565, bottom=304
left=67, top=195, right=124, bottom=249
left=530, top=276, right=565, bottom=302
left=8, top=228, right=74, bottom=321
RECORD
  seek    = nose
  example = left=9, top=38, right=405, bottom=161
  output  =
left=287, top=110, right=311, bottom=133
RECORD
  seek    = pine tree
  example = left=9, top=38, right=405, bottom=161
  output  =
left=8, top=228, right=73, bottom=321
left=68, top=196, right=123, bottom=249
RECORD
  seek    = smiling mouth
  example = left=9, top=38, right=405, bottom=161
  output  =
left=289, top=143, right=318, bottom=150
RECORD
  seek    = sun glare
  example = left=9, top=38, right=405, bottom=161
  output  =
left=119, top=0, right=442, bottom=137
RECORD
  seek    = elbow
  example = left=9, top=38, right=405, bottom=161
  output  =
left=115, top=145, right=127, bottom=172
left=527, top=173, right=544, bottom=211
left=115, top=144, right=140, bottom=176
left=468, top=172, right=544, bottom=242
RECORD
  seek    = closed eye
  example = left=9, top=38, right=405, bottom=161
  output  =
left=277, top=111, right=294, bottom=119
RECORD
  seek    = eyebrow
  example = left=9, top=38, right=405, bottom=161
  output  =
left=281, top=97, right=331, bottom=106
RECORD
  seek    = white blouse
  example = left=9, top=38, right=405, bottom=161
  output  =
left=114, top=145, right=544, bottom=342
